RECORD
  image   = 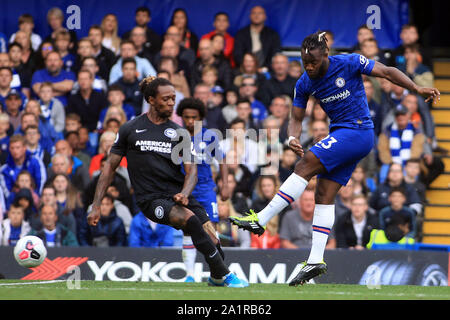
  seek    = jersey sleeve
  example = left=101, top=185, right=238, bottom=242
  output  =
left=349, top=53, right=375, bottom=76
left=110, top=122, right=130, bottom=156
left=292, top=77, right=310, bottom=109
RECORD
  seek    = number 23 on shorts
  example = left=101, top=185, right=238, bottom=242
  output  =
left=315, top=135, right=338, bottom=149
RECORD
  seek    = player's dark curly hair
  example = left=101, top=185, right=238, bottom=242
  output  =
left=301, top=30, right=329, bottom=54
left=176, top=97, right=206, bottom=119
left=139, top=76, right=173, bottom=102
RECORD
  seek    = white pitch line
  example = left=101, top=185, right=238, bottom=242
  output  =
left=0, top=280, right=66, bottom=286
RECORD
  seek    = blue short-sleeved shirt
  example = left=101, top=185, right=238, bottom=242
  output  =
left=293, top=53, right=375, bottom=130
left=31, top=69, right=76, bottom=106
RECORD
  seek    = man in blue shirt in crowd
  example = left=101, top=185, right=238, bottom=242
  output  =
left=31, top=51, right=76, bottom=106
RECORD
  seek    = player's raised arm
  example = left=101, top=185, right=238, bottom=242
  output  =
left=370, top=61, right=440, bottom=104
left=287, top=106, right=306, bottom=157
left=87, top=153, right=123, bottom=226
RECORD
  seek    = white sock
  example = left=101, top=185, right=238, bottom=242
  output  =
left=182, top=236, right=197, bottom=277
left=258, top=173, right=308, bottom=226
left=307, top=204, right=335, bottom=264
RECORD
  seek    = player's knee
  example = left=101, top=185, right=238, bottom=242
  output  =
left=169, top=206, right=194, bottom=229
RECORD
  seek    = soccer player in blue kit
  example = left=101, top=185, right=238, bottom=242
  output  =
left=230, top=31, right=440, bottom=286
left=176, top=97, right=230, bottom=282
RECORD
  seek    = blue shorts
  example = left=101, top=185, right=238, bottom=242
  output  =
left=309, top=127, right=374, bottom=186
left=192, top=189, right=219, bottom=223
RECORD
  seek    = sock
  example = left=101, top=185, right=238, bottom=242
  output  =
left=307, top=204, right=335, bottom=264
left=182, top=235, right=197, bottom=277
left=216, top=232, right=225, bottom=260
left=185, top=215, right=229, bottom=278
left=258, top=173, right=309, bottom=226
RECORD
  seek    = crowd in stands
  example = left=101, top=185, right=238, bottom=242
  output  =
left=0, top=6, right=445, bottom=250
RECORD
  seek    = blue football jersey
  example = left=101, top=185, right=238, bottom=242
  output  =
left=293, top=53, right=375, bottom=130
left=181, top=127, right=224, bottom=191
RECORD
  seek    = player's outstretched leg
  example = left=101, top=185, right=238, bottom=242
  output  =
left=230, top=152, right=323, bottom=235
left=172, top=206, right=248, bottom=287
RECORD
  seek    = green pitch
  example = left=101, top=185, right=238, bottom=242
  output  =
left=0, top=280, right=449, bottom=300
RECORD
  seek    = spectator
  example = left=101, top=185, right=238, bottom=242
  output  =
left=63, top=113, right=82, bottom=138
left=0, top=135, right=45, bottom=198
left=235, top=98, right=259, bottom=131
left=54, top=30, right=76, bottom=73
left=38, top=81, right=65, bottom=133
left=78, top=125, right=96, bottom=157
left=108, top=40, right=157, bottom=85
left=191, top=38, right=232, bottom=91
left=125, top=26, right=154, bottom=64
left=288, top=60, right=303, bottom=79
left=225, top=149, right=253, bottom=198
left=89, top=131, right=128, bottom=178
left=74, top=38, right=96, bottom=73
left=35, top=185, right=77, bottom=239
left=128, top=211, right=174, bottom=247
left=397, top=43, right=434, bottom=89
left=363, top=78, right=383, bottom=136
left=8, top=42, right=33, bottom=98
left=369, top=163, right=423, bottom=215
left=335, top=194, right=379, bottom=249
left=30, top=204, right=78, bottom=247
left=280, top=189, right=335, bottom=248
left=153, top=39, right=195, bottom=78
left=238, top=75, right=267, bottom=125
left=201, top=65, right=219, bottom=89
left=334, top=178, right=354, bottom=219
left=13, top=187, right=38, bottom=223
left=279, top=146, right=298, bottom=183
left=0, top=203, right=30, bottom=246
left=103, top=184, right=133, bottom=233
left=170, top=8, right=199, bottom=53
left=233, top=52, right=267, bottom=90
left=9, top=14, right=42, bottom=52
left=0, top=32, right=6, bottom=53
left=378, top=187, right=416, bottom=238
left=79, top=194, right=127, bottom=247
left=67, top=69, right=108, bottom=132
left=324, top=30, right=338, bottom=56
left=216, top=169, right=249, bottom=217
left=192, top=82, right=226, bottom=132
left=100, top=14, right=121, bottom=55
left=13, top=30, right=37, bottom=74
left=98, top=84, right=136, bottom=130
left=111, top=57, right=144, bottom=116
left=0, top=67, right=25, bottom=110
left=0, top=113, right=10, bottom=156
left=201, top=12, right=235, bottom=67
left=269, top=95, right=291, bottom=143
left=86, top=25, right=116, bottom=82
left=4, top=90, right=24, bottom=131
left=233, top=5, right=281, bottom=70
left=351, top=24, right=374, bottom=53
left=31, top=51, right=76, bottom=107
left=303, top=119, right=329, bottom=151
left=377, top=104, right=424, bottom=170
left=73, top=56, right=108, bottom=94
left=251, top=214, right=280, bottom=249
left=100, top=106, right=127, bottom=132
left=6, top=170, right=40, bottom=211
left=351, top=164, right=375, bottom=197
left=360, top=38, right=387, bottom=65
left=24, top=125, right=51, bottom=168
left=158, top=55, right=190, bottom=98
left=366, top=214, right=415, bottom=250
left=221, top=88, right=239, bottom=124
left=44, top=7, right=77, bottom=49
left=122, top=7, right=162, bottom=58
left=259, top=53, right=297, bottom=107
left=65, top=131, right=91, bottom=168
left=390, top=24, right=432, bottom=69
left=51, top=140, right=90, bottom=191
left=404, top=158, right=427, bottom=204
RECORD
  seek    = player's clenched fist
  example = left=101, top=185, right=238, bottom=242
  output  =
left=173, top=193, right=189, bottom=206
left=87, top=207, right=101, bottom=226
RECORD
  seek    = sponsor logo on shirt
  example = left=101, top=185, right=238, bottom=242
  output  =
left=320, top=89, right=350, bottom=104
left=135, top=140, right=172, bottom=153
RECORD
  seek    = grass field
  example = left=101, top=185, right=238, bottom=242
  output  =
left=0, top=280, right=449, bottom=300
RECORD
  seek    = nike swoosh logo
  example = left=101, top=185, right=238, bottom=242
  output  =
left=136, top=129, right=147, bottom=133
left=209, top=250, right=218, bottom=259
